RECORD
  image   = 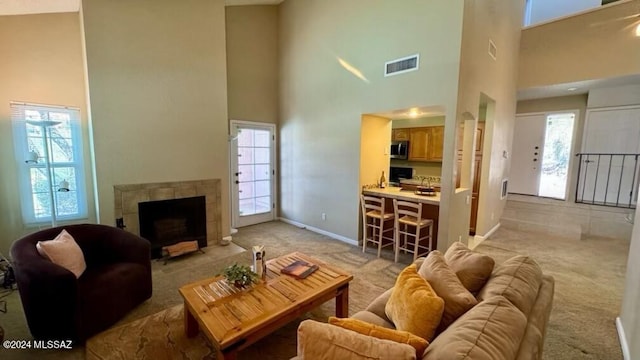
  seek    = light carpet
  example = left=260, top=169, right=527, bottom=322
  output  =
left=1, top=221, right=628, bottom=359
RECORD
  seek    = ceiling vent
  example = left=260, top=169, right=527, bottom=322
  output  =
left=384, top=54, right=419, bottom=77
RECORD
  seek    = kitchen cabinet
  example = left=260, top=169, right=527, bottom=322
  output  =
left=456, top=122, right=484, bottom=156
left=392, top=128, right=410, bottom=141
left=408, top=126, right=444, bottom=162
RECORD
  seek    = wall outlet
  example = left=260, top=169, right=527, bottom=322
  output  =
left=458, top=235, right=462, bottom=242
left=321, top=213, right=327, bottom=221
left=466, top=195, right=470, bottom=205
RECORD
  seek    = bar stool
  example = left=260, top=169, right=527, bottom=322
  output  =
left=393, top=199, right=434, bottom=263
left=360, top=194, right=395, bottom=258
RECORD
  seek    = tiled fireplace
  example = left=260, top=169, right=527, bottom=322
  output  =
left=114, top=179, right=222, bottom=246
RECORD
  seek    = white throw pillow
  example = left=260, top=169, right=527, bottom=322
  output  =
left=36, top=229, right=86, bottom=278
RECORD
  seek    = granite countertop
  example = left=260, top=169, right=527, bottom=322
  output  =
left=362, top=187, right=440, bottom=205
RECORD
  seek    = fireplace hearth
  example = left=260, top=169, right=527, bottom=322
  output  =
left=138, top=196, right=207, bottom=259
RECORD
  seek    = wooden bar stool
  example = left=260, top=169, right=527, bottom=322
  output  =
left=392, top=199, right=434, bottom=263
left=360, top=194, right=395, bottom=258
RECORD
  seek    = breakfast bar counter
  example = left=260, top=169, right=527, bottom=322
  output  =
left=362, top=186, right=440, bottom=249
left=362, top=187, right=441, bottom=205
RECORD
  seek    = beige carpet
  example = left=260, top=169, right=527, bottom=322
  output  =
left=1, top=221, right=629, bottom=359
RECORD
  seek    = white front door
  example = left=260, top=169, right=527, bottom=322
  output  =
left=230, top=121, right=276, bottom=228
left=510, top=114, right=545, bottom=195
left=511, top=112, right=576, bottom=199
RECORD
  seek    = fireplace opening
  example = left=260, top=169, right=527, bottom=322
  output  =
left=138, top=196, right=207, bottom=259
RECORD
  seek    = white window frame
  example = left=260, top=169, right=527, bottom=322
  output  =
left=11, top=102, right=88, bottom=225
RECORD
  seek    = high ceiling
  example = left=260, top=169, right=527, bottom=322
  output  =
left=0, top=0, right=283, bottom=15
left=2, top=0, right=636, bottom=102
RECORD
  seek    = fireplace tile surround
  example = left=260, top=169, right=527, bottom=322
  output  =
left=114, top=179, right=222, bottom=246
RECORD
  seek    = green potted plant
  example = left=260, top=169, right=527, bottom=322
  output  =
left=223, top=263, right=259, bottom=288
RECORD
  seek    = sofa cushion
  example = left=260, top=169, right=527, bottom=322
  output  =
left=418, top=251, right=478, bottom=332
left=424, top=296, right=527, bottom=360
left=297, top=320, right=417, bottom=360
left=444, top=242, right=494, bottom=293
left=36, top=229, right=86, bottom=278
left=385, top=264, right=444, bottom=341
left=352, top=311, right=395, bottom=329
left=477, top=255, right=543, bottom=316
left=329, top=316, right=429, bottom=357
left=364, top=287, right=393, bottom=322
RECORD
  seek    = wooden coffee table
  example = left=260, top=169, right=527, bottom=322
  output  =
left=179, top=252, right=353, bottom=359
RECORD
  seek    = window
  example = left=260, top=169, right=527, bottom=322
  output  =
left=11, top=103, right=88, bottom=225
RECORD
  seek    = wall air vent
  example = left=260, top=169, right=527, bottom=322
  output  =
left=384, top=54, right=419, bottom=77
left=488, top=39, right=497, bottom=60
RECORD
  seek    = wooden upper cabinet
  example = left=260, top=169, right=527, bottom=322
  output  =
left=409, top=128, right=430, bottom=161
left=392, top=128, right=410, bottom=141
left=429, top=126, right=444, bottom=161
left=407, top=126, right=444, bottom=162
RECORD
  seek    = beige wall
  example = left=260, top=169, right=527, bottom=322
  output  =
left=82, top=0, right=231, bottom=238
left=455, top=0, right=525, bottom=244
left=519, top=0, right=640, bottom=89
left=278, top=0, right=464, bottom=244
left=226, top=5, right=279, bottom=124
left=360, top=115, right=392, bottom=188
left=0, top=13, right=94, bottom=254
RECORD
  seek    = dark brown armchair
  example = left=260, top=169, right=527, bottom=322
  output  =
left=10, top=224, right=152, bottom=342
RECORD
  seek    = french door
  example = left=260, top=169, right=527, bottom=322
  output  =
left=230, top=121, right=276, bottom=228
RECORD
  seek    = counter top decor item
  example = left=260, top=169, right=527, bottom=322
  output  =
left=223, top=263, right=259, bottom=288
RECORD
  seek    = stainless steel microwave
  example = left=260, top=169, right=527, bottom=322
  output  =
left=390, top=141, right=409, bottom=159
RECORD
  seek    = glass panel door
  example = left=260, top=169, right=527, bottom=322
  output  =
left=538, top=113, right=575, bottom=199
left=231, top=121, right=276, bottom=228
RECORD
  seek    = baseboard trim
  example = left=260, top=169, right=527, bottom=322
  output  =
left=278, top=217, right=359, bottom=246
left=616, top=317, right=630, bottom=360
left=471, top=222, right=501, bottom=249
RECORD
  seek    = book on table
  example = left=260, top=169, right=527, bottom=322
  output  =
left=281, top=260, right=319, bottom=279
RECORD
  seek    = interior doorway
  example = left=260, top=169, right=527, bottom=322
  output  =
left=230, top=120, right=276, bottom=228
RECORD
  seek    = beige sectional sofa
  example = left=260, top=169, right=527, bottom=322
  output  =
left=294, top=243, right=555, bottom=360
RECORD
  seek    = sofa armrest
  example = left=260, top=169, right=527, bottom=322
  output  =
left=67, top=224, right=151, bottom=267
left=98, top=228, right=151, bottom=266
left=296, top=320, right=416, bottom=360
left=365, top=288, right=394, bottom=321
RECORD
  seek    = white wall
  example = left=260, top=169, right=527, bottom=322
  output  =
left=588, top=84, right=640, bottom=108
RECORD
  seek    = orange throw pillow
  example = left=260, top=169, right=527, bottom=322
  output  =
left=385, top=264, right=444, bottom=341
left=328, top=316, right=429, bottom=357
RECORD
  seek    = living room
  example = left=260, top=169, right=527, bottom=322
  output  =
left=1, top=0, right=639, bottom=359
